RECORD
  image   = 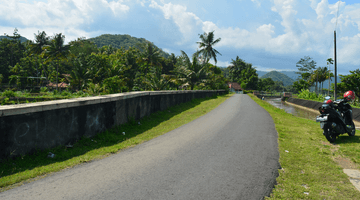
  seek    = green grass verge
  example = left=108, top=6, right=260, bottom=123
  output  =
left=0, top=93, right=233, bottom=192
left=248, top=94, right=360, bottom=199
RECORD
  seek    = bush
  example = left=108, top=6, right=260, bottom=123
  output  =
left=61, top=90, right=71, bottom=97
left=40, top=87, right=48, bottom=93
left=2, top=90, right=16, bottom=98
left=297, top=89, right=324, bottom=101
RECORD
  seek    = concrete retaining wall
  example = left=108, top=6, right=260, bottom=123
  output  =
left=286, top=98, right=360, bottom=122
left=0, top=90, right=226, bottom=160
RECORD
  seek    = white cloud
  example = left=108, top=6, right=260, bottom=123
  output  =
left=0, top=0, right=130, bottom=42
left=315, top=0, right=329, bottom=20
left=338, top=34, right=360, bottom=65
left=210, top=60, right=230, bottom=67
left=150, top=1, right=202, bottom=44
left=2, top=0, right=360, bottom=70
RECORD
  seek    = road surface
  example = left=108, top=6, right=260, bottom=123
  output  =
left=0, top=94, right=280, bottom=200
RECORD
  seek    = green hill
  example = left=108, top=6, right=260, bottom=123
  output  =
left=88, top=34, right=170, bottom=58
left=261, top=71, right=294, bottom=86
left=0, top=35, right=28, bottom=43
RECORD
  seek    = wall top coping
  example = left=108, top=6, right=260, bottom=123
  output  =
left=0, top=90, right=223, bottom=117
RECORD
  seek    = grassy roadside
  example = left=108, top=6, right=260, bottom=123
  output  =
left=248, top=94, right=360, bottom=199
left=0, top=93, right=233, bottom=192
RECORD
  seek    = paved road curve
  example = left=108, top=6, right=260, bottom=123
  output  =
left=1, top=94, right=280, bottom=200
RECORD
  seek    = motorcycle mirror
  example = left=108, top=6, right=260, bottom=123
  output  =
left=325, top=96, right=331, bottom=100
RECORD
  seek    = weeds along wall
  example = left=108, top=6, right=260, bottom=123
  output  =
left=0, top=90, right=226, bottom=160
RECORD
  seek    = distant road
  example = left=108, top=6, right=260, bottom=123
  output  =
left=0, top=94, right=279, bottom=200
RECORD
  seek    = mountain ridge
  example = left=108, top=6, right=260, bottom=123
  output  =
left=260, top=71, right=295, bottom=86
left=87, top=34, right=170, bottom=58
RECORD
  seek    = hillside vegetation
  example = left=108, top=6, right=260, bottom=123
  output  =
left=0, top=35, right=28, bottom=43
left=88, top=34, right=170, bottom=58
left=261, top=71, right=294, bottom=86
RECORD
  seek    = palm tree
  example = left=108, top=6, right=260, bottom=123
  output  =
left=311, top=68, right=321, bottom=94
left=318, top=66, right=329, bottom=94
left=145, top=68, right=170, bottom=91
left=174, top=51, right=210, bottom=90
left=138, top=42, right=161, bottom=76
left=69, top=53, right=89, bottom=90
left=31, top=31, right=50, bottom=55
left=326, top=58, right=334, bottom=96
left=43, top=33, right=70, bottom=91
left=30, top=31, right=50, bottom=84
left=196, top=31, right=221, bottom=64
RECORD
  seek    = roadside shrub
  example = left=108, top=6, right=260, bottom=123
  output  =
left=2, top=90, right=16, bottom=98
left=61, top=90, right=71, bottom=97
left=297, top=89, right=324, bottom=101
left=40, top=87, right=48, bottom=93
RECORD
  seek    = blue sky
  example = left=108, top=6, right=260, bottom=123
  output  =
left=1, top=0, right=360, bottom=74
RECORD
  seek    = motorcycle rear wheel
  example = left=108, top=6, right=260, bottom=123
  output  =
left=347, top=121, right=356, bottom=136
left=323, top=123, right=337, bottom=143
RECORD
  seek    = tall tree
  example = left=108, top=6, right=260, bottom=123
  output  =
left=326, top=58, right=334, bottom=95
left=0, top=28, right=25, bottom=83
left=30, top=31, right=50, bottom=55
left=228, top=56, right=258, bottom=90
left=174, top=51, right=210, bottom=90
left=337, top=69, right=360, bottom=102
left=138, top=42, right=162, bottom=76
left=29, top=31, right=50, bottom=83
left=196, top=31, right=222, bottom=64
left=295, top=56, right=316, bottom=92
left=68, top=53, right=90, bottom=90
left=43, top=33, right=70, bottom=91
left=296, top=56, right=316, bottom=81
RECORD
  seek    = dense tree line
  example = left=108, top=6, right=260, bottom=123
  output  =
left=293, top=56, right=359, bottom=102
left=7, top=29, right=353, bottom=97
left=0, top=29, right=228, bottom=95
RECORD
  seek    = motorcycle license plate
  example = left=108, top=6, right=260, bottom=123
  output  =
left=316, top=115, right=328, bottom=122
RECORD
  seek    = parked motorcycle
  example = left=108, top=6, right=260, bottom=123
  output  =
left=316, top=90, right=356, bottom=143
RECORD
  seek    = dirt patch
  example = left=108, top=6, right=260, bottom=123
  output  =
left=320, top=141, right=358, bottom=169
left=321, top=141, right=340, bottom=153
left=334, top=156, right=359, bottom=169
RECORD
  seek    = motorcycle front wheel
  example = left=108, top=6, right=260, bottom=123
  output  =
left=347, top=121, right=356, bottom=137
left=323, top=123, right=337, bottom=143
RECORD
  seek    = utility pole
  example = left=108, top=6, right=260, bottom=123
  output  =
left=328, top=62, right=330, bottom=96
left=334, top=31, right=337, bottom=100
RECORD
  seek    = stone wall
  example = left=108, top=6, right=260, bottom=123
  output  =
left=0, top=90, right=226, bottom=160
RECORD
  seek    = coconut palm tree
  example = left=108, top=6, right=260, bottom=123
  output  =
left=196, top=31, right=222, bottom=64
left=318, top=66, right=330, bottom=94
left=138, top=42, right=161, bottom=76
left=145, top=68, right=171, bottom=91
left=69, top=53, right=89, bottom=90
left=30, top=31, right=50, bottom=84
left=31, top=31, right=50, bottom=55
left=174, top=51, right=210, bottom=90
left=326, top=58, right=334, bottom=95
left=43, top=33, right=70, bottom=91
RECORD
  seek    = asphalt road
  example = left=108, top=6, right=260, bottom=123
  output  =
left=0, top=94, right=280, bottom=200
